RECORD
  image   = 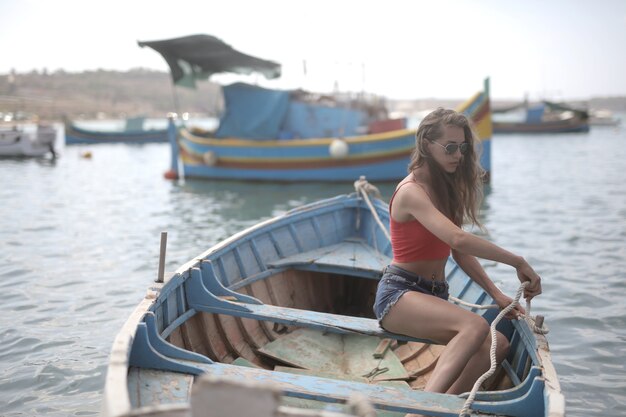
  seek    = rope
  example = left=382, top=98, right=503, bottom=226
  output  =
left=524, top=298, right=550, bottom=335
left=354, top=176, right=391, bottom=242
left=458, top=282, right=549, bottom=416
left=449, top=295, right=551, bottom=336
left=459, top=281, right=528, bottom=417
left=353, top=177, right=549, bottom=416
left=448, top=296, right=498, bottom=310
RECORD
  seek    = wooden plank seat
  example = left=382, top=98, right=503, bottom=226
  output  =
left=266, top=238, right=392, bottom=279
left=193, top=364, right=547, bottom=417
left=185, top=266, right=435, bottom=344
left=129, top=317, right=547, bottom=417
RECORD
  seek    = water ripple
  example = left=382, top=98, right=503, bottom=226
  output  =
left=1, top=130, right=625, bottom=416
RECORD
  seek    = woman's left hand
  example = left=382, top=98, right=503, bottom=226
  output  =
left=494, top=293, right=525, bottom=320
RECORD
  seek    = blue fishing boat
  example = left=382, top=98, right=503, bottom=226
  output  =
left=166, top=82, right=491, bottom=182
left=64, top=117, right=169, bottom=145
left=103, top=183, right=563, bottom=417
left=493, top=100, right=589, bottom=134
left=138, top=35, right=492, bottom=182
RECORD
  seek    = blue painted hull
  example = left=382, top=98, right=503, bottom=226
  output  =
left=104, top=192, right=563, bottom=417
left=175, top=128, right=415, bottom=182
left=65, top=124, right=169, bottom=145
left=181, top=158, right=408, bottom=181
left=493, top=120, right=590, bottom=134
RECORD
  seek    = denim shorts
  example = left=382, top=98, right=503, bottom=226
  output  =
left=373, top=264, right=449, bottom=324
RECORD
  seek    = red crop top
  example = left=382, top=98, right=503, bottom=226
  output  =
left=390, top=181, right=451, bottom=262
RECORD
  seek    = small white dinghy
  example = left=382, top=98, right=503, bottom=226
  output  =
left=0, top=125, right=57, bottom=157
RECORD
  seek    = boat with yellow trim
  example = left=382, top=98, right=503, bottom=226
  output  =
left=167, top=78, right=491, bottom=182
left=139, top=35, right=492, bottom=182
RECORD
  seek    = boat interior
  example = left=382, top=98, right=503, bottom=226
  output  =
left=123, top=197, right=544, bottom=416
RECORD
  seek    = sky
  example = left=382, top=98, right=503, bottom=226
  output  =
left=1, top=0, right=625, bottom=100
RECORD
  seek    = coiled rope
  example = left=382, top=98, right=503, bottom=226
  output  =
left=354, top=177, right=548, bottom=416
left=458, top=282, right=526, bottom=416
left=457, top=291, right=548, bottom=416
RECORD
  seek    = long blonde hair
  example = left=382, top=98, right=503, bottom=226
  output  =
left=408, top=108, right=485, bottom=227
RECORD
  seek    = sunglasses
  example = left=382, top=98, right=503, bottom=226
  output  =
left=430, top=141, right=470, bottom=155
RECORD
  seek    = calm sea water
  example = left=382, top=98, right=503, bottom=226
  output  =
left=0, top=123, right=625, bottom=416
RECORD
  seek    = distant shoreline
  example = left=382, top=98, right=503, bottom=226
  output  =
left=1, top=69, right=625, bottom=122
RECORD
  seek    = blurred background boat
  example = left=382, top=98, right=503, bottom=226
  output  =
left=0, top=124, right=57, bottom=157
left=588, top=109, right=621, bottom=127
left=138, top=35, right=492, bottom=182
left=493, top=100, right=589, bottom=134
left=169, top=83, right=490, bottom=182
left=64, top=116, right=169, bottom=145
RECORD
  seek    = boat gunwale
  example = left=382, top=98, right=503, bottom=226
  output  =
left=179, top=126, right=415, bottom=147
left=178, top=137, right=414, bottom=163
left=103, top=292, right=162, bottom=417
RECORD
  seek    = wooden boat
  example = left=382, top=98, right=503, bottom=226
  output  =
left=589, top=109, right=621, bottom=127
left=64, top=117, right=169, bottom=145
left=165, top=81, right=491, bottom=182
left=493, top=101, right=589, bottom=134
left=0, top=124, right=56, bottom=157
left=103, top=184, right=563, bottom=417
left=138, top=35, right=492, bottom=182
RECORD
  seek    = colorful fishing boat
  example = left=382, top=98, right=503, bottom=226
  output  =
left=138, top=34, right=492, bottom=182
left=103, top=183, right=563, bottom=417
left=493, top=101, right=589, bottom=134
left=64, top=117, right=169, bottom=145
left=165, top=81, right=491, bottom=182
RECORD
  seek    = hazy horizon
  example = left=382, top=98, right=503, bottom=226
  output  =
left=2, top=0, right=625, bottom=101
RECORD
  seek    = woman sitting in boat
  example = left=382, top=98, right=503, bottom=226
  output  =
left=373, top=108, right=542, bottom=396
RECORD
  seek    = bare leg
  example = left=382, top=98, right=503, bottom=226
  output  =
left=381, top=291, right=490, bottom=393
left=446, top=330, right=510, bottom=395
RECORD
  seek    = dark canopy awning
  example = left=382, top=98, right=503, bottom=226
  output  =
left=137, top=34, right=281, bottom=88
left=543, top=100, right=589, bottom=120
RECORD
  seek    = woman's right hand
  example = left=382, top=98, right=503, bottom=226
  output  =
left=516, top=258, right=542, bottom=300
